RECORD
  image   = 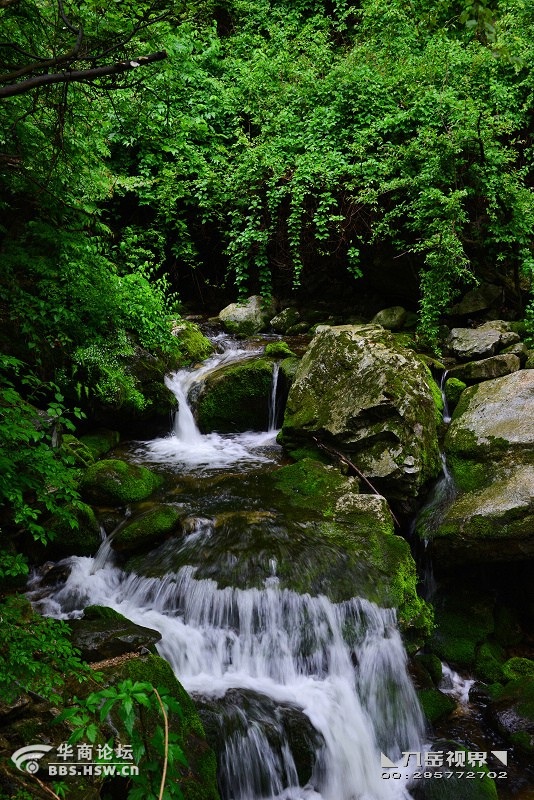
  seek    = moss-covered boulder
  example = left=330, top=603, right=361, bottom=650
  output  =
left=280, top=325, right=441, bottom=508
left=68, top=609, right=162, bottom=661
left=487, top=677, right=534, bottom=755
left=219, top=295, right=274, bottom=336
left=444, top=377, right=466, bottom=410
left=417, top=688, right=456, bottom=724
left=126, top=460, right=431, bottom=635
left=270, top=307, right=301, bottom=333
left=80, top=458, right=162, bottom=506
left=264, top=340, right=297, bottom=358
left=79, top=428, right=120, bottom=460
left=430, top=467, right=534, bottom=566
left=173, top=321, right=214, bottom=363
left=196, top=357, right=275, bottom=432
left=111, top=504, right=182, bottom=553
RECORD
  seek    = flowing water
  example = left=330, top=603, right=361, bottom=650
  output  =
left=29, top=336, right=427, bottom=800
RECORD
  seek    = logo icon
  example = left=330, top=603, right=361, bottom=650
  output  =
left=11, top=744, right=53, bottom=774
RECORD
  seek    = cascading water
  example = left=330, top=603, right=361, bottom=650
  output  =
left=268, top=362, right=280, bottom=432
left=28, top=333, right=427, bottom=800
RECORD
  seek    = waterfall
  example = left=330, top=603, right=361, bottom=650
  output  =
left=137, top=337, right=279, bottom=470
left=439, top=370, right=451, bottom=424
left=29, top=559, right=425, bottom=800
left=268, top=362, right=280, bottom=432
left=28, top=331, right=427, bottom=800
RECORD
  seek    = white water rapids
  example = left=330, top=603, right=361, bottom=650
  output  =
left=30, top=335, right=426, bottom=800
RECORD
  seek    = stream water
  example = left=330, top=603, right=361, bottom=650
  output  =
left=29, top=336, right=428, bottom=800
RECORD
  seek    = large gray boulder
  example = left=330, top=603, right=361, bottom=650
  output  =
left=448, top=322, right=519, bottom=361
left=447, top=353, right=520, bottom=384
left=218, top=295, right=274, bottom=336
left=423, top=371, right=534, bottom=566
left=279, top=325, right=441, bottom=506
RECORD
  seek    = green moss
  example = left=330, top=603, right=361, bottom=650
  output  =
left=264, top=341, right=297, bottom=358
left=475, top=642, right=505, bottom=683
left=62, top=434, right=95, bottom=467
left=447, top=455, right=488, bottom=493
left=424, top=366, right=444, bottom=424
left=196, top=358, right=274, bottom=432
left=112, top=505, right=181, bottom=552
left=79, top=428, right=120, bottom=459
left=176, top=322, right=214, bottom=364
left=80, top=458, right=162, bottom=505
left=273, top=458, right=357, bottom=516
left=415, top=653, right=443, bottom=685
left=503, top=657, right=534, bottom=681
left=83, top=605, right=130, bottom=623
left=429, top=593, right=494, bottom=668
left=417, top=688, right=456, bottom=723
left=445, top=377, right=466, bottom=409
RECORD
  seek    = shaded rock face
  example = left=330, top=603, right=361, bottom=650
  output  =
left=425, top=370, right=534, bottom=567
left=68, top=609, right=162, bottom=662
left=371, top=305, right=407, bottom=330
left=448, top=282, right=502, bottom=316
left=196, top=357, right=274, bottom=432
left=219, top=295, right=274, bottom=337
left=487, top=677, right=534, bottom=756
left=280, top=325, right=441, bottom=508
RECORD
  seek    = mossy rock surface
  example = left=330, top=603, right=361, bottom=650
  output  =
left=280, top=325, right=441, bottom=507
left=80, top=458, right=162, bottom=505
left=79, top=428, right=120, bottom=460
left=475, top=642, right=505, bottom=683
left=112, top=504, right=182, bottom=553
left=264, top=340, right=297, bottom=358
left=431, top=466, right=534, bottom=566
left=429, top=591, right=494, bottom=668
left=62, top=434, right=95, bottom=467
left=502, top=657, right=534, bottom=682
left=487, top=676, right=534, bottom=755
left=448, top=354, right=520, bottom=384
left=417, top=688, right=456, bottom=724
left=126, top=460, right=431, bottom=635
left=196, top=357, right=274, bottom=432
left=174, top=321, right=214, bottom=363
left=410, top=741, right=498, bottom=800
left=444, top=377, right=466, bottom=410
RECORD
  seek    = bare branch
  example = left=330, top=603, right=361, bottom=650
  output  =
left=0, top=50, right=167, bottom=98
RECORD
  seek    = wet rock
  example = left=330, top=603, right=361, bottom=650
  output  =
left=448, top=324, right=519, bottom=361
left=68, top=611, right=162, bottom=661
left=280, top=324, right=441, bottom=507
left=270, top=307, right=301, bottom=333
left=219, top=295, right=275, bottom=336
left=171, top=321, right=214, bottom=362
left=431, top=467, right=534, bottom=565
left=371, top=305, right=407, bottom=330
left=79, top=428, right=120, bottom=460
left=196, top=357, right=274, bottom=432
left=80, top=458, right=162, bottom=506
left=447, top=354, right=520, bottom=384
left=111, top=504, right=182, bottom=553
left=487, top=677, right=534, bottom=755
left=194, top=688, right=324, bottom=791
